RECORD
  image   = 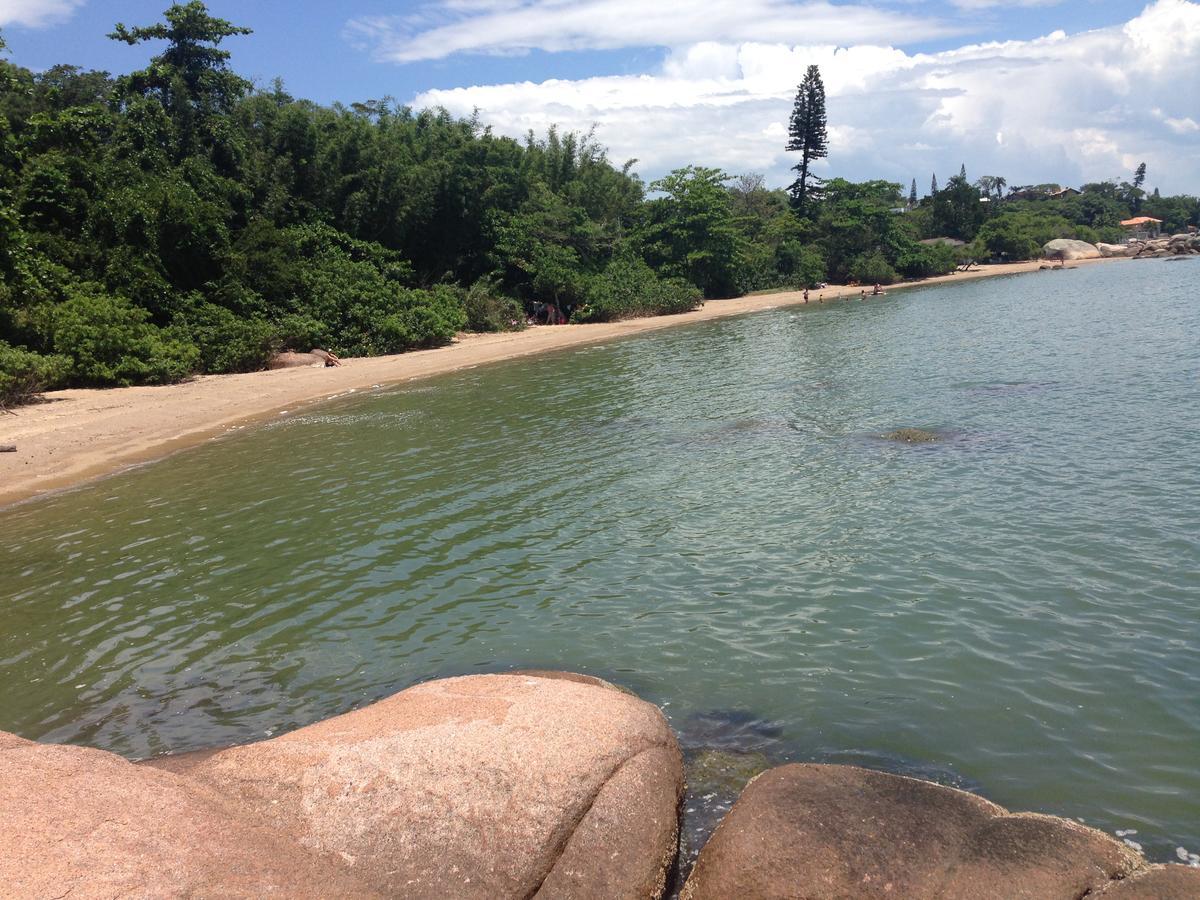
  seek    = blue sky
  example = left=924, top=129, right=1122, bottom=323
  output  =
left=2, top=1, right=1199, bottom=193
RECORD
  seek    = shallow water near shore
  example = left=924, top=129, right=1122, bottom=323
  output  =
left=3, top=261, right=1199, bottom=864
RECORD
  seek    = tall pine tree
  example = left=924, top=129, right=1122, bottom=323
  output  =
left=909, top=179, right=918, bottom=206
left=931, top=173, right=939, bottom=195
left=786, top=65, right=828, bottom=216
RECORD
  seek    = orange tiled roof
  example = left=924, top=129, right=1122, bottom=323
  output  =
left=1120, top=216, right=1163, bottom=226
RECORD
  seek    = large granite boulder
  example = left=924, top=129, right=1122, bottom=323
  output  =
left=1044, top=238, right=1102, bottom=260
left=680, top=764, right=1150, bottom=899
left=148, top=671, right=683, bottom=899
left=1097, top=242, right=1137, bottom=258
left=0, top=731, right=378, bottom=898
left=1096, top=864, right=1200, bottom=898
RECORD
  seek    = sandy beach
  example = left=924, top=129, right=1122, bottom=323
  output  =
left=0, top=256, right=1121, bottom=507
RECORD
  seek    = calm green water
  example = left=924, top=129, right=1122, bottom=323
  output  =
left=3, top=261, right=1198, bottom=863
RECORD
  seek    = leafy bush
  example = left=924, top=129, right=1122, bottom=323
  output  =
left=50, top=287, right=198, bottom=385
left=894, top=241, right=959, bottom=278
left=849, top=251, right=899, bottom=285
left=575, top=254, right=702, bottom=323
left=463, top=278, right=526, bottom=332
left=171, top=300, right=274, bottom=373
left=775, top=241, right=827, bottom=287
left=375, top=285, right=468, bottom=353
left=270, top=313, right=329, bottom=354
left=0, top=342, right=69, bottom=407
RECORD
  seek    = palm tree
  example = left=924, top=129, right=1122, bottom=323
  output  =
left=976, top=175, right=1007, bottom=201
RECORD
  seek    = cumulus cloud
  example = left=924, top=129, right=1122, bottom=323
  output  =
left=412, top=0, right=1200, bottom=194
left=949, top=0, right=1063, bottom=9
left=347, top=0, right=961, bottom=62
left=0, top=0, right=84, bottom=28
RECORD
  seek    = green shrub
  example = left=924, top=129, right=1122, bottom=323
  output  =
left=0, top=342, right=69, bottom=407
left=50, top=287, right=198, bottom=386
left=775, top=241, right=827, bottom=288
left=894, top=241, right=959, bottom=278
left=575, top=255, right=702, bottom=323
left=849, top=251, right=899, bottom=285
left=270, top=314, right=329, bottom=354
left=463, top=278, right=526, bottom=332
left=171, top=301, right=274, bottom=373
left=375, top=285, right=467, bottom=353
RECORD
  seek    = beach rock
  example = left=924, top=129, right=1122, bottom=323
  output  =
left=0, top=731, right=379, bottom=899
left=148, top=672, right=683, bottom=899
left=1095, top=864, right=1200, bottom=897
left=267, top=348, right=340, bottom=369
left=882, top=427, right=940, bottom=443
left=1097, top=242, right=1137, bottom=258
left=1043, top=239, right=1102, bottom=261
left=680, top=764, right=1142, bottom=900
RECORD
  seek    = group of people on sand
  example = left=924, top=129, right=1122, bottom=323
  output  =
left=802, top=283, right=885, bottom=304
left=531, top=301, right=567, bottom=325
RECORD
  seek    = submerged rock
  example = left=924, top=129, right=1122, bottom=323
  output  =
left=687, top=749, right=773, bottom=797
left=680, top=763, right=1174, bottom=900
left=882, top=427, right=941, bottom=443
left=148, top=672, right=683, bottom=900
left=676, top=708, right=786, bottom=754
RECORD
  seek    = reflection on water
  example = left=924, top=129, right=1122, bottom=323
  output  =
left=3, top=262, right=1199, bottom=864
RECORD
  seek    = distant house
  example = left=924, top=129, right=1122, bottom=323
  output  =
left=1120, top=216, right=1163, bottom=241
left=1006, top=185, right=1078, bottom=201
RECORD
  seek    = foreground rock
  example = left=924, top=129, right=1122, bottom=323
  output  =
left=148, top=671, right=683, bottom=899
left=0, top=731, right=378, bottom=898
left=1043, top=238, right=1102, bottom=260
left=680, top=764, right=1200, bottom=899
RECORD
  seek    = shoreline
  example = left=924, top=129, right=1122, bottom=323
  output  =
left=0, top=256, right=1122, bottom=508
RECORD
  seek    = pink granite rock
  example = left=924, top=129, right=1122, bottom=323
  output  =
left=148, top=672, right=683, bottom=898
left=681, top=764, right=1145, bottom=900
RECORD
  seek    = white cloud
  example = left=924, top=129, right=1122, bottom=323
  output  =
left=0, top=0, right=83, bottom=28
left=411, top=0, right=1200, bottom=194
left=347, top=0, right=962, bottom=62
left=949, top=0, right=1062, bottom=9
left=1164, top=116, right=1199, bottom=134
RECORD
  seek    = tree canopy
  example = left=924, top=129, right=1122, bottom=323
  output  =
left=0, top=3, right=1196, bottom=406
left=786, top=65, right=828, bottom=216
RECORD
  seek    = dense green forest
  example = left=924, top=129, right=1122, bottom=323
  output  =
left=2, top=3, right=1197, bottom=404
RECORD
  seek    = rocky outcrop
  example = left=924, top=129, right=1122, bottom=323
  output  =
left=147, top=672, right=683, bottom=899
left=2, top=673, right=683, bottom=900
left=679, top=764, right=1200, bottom=900
left=1043, top=238, right=1102, bottom=260
left=1098, top=242, right=1139, bottom=258
left=1125, top=233, right=1200, bottom=258
left=267, top=348, right=341, bottom=369
left=0, top=731, right=379, bottom=898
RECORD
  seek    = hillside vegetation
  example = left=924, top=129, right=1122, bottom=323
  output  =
left=1, top=3, right=1197, bottom=405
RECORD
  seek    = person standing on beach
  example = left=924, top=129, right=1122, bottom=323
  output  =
left=803, top=288, right=810, bottom=303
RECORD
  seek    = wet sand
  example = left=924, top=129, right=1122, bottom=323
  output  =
left=0, top=257, right=1121, bottom=507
